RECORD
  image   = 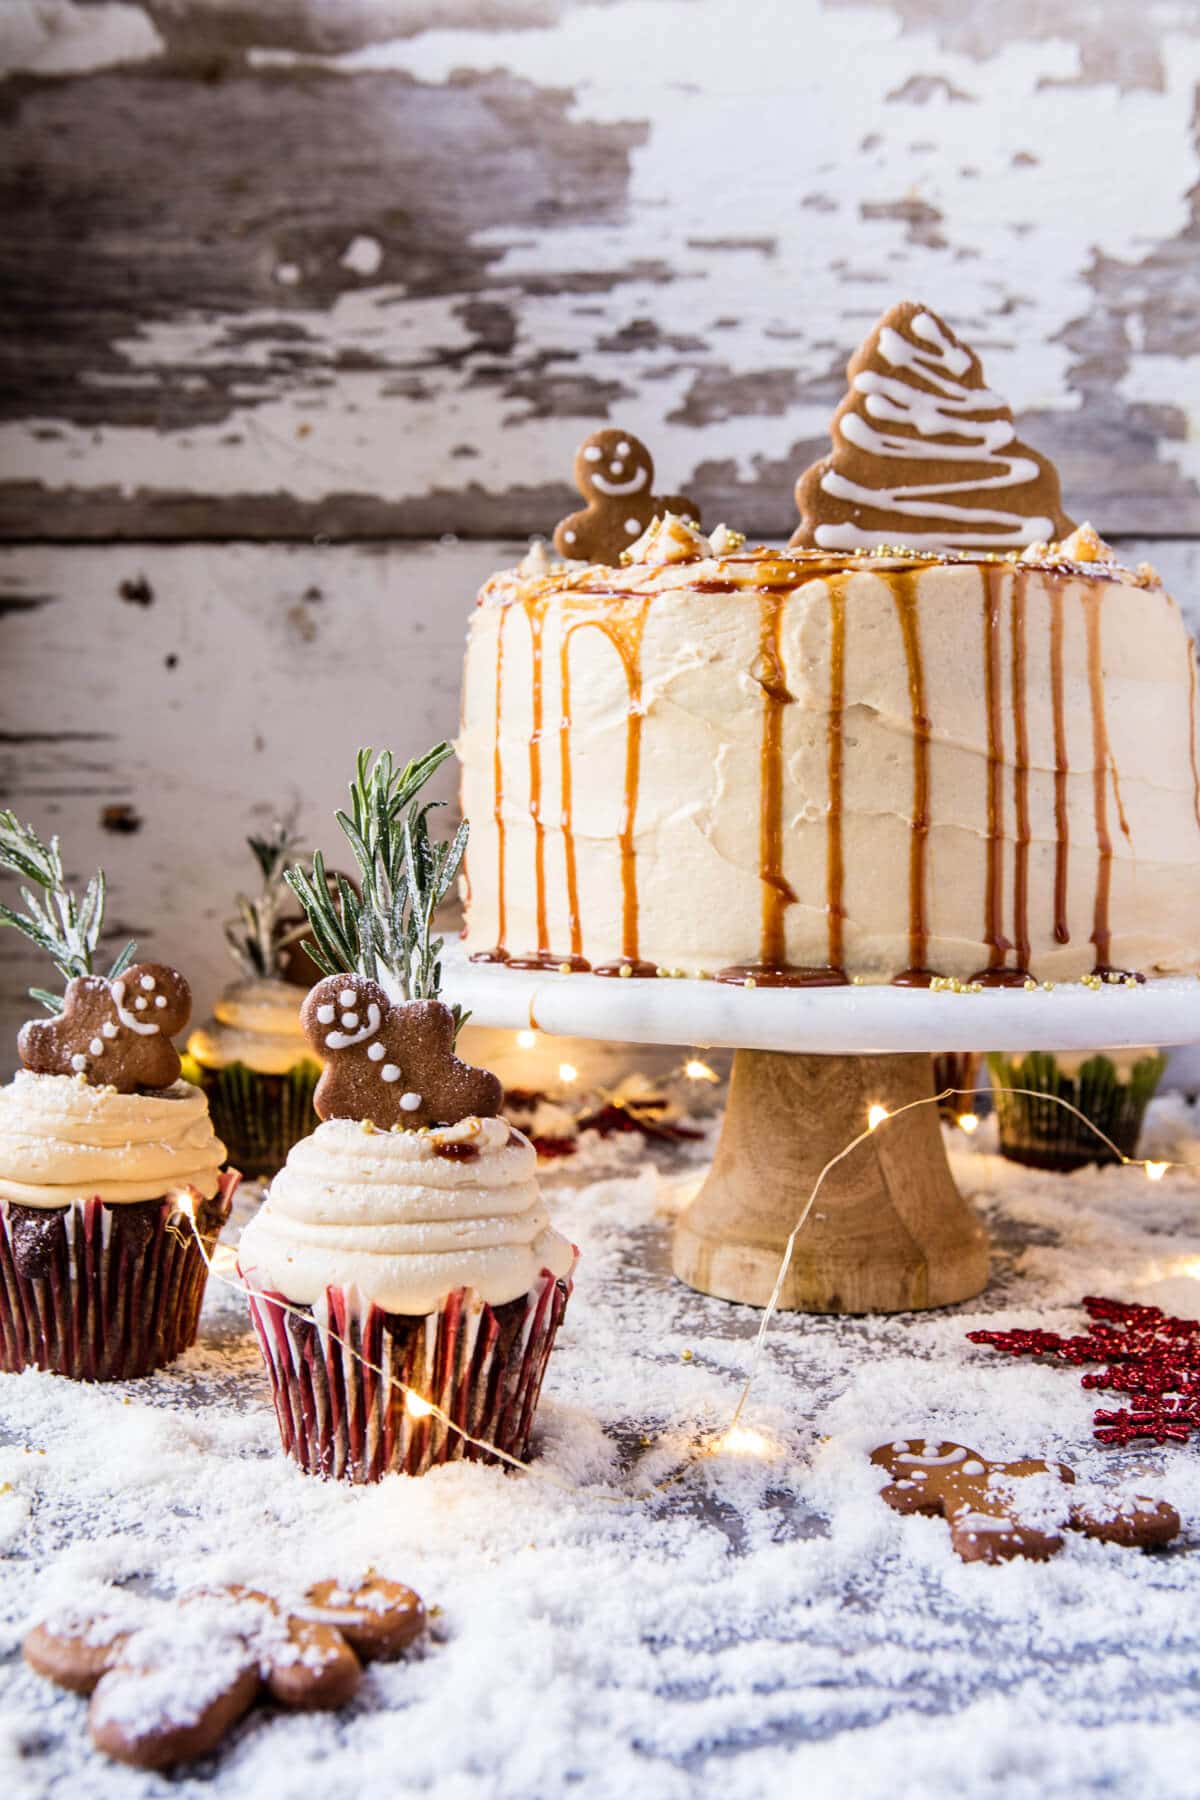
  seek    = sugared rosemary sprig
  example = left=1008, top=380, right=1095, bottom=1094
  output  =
left=224, top=818, right=310, bottom=979
left=284, top=744, right=469, bottom=1031
left=0, top=811, right=136, bottom=1013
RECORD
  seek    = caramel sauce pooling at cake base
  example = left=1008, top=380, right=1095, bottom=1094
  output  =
left=470, top=546, right=1186, bottom=985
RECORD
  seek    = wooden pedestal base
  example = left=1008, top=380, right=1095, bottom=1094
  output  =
left=672, top=1049, right=989, bottom=1314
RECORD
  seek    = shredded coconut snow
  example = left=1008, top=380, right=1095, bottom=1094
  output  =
left=2, top=1101, right=1199, bottom=1798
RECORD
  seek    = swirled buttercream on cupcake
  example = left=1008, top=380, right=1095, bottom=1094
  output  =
left=0, top=1072, right=226, bottom=1207
left=188, top=978, right=315, bottom=1076
left=238, top=1115, right=574, bottom=1314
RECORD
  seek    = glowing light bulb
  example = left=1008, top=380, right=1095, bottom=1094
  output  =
left=174, top=1190, right=196, bottom=1224
left=558, top=1062, right=578, bottom=1084
left=1145, top=1162, right=1168, bottom=1183
left=405, top=1391, right=434, bottom=1419
left=867, top=1104, right=888, bottom=1132
left=957, top=1112, right=980, bottom=1135
left=515, top=1029, right=537, bottom=1050
left=684, top=1059, right=718, bottom=1083
left=717, top=1425, right=774, bottom=1458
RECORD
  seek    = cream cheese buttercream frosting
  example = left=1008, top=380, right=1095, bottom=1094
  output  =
left=238, top=1114, right=574, bottom=1314
left=459, top=533, right=1200, bottom=984
left=0, top=1072, right=226, bottom=1208
left=187, top=978, right=315, bottom=1076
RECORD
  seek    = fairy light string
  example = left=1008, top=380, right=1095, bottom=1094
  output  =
left=176, top=1077, right=1200, bottom=1495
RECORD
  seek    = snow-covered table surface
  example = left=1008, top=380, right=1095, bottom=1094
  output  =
left=4, top=1102, right=1200, bottom=1800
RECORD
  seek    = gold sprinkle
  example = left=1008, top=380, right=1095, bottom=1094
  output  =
left=744, top=976, right=757, bottom=989
left=1023, top=978, right=1037, bottom=992
left=1042, top=980, right=1056, bottom=992
left=360, top=1119, right=377, bottom=1134
left=655, top=967, right=669, bottom=979
left=1124, top=975, right=1139, bottom=989
left=558, top=962, right=572, bottom=975
left=681, top=1348, right=694, bottom=1363
left=851, top=974, right=866, bottom=986
left=619, top=963, right=633, bottom=979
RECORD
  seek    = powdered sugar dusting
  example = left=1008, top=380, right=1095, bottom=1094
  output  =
left=3, top=1101, right=1200, bottom=1796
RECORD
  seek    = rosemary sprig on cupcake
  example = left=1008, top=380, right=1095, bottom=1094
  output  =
left=0, top=810, right=136, bottom=1013
left=225, top=818, right=310, bottom=980
left=284, top=744, right=468, bottom=1033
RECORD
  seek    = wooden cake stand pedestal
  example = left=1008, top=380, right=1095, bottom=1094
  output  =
left=441, top=947, right=1198, bottom=1316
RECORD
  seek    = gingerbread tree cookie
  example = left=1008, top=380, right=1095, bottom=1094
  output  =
left=791, top=301, right=1076, bottom=553
left=285, top=744, right=504, bottom=1129
left=554, top=428, right=700, bottom=564
left=0, top=812, right=190, bottom=1092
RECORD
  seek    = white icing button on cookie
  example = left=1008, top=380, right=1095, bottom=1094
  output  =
left=584, top=445, right=602, bottom=462
left=102, top=1021, right=118, bottom=1038
left=342, top=1012, right=359, bottom=1030
left=135, top=997, right=148, bottom=1010
left=154, top=994, right=167, bottom=1008
left=380, top=1064, right=402, bottom=1083
left=71, top=1053, right=88, bottom=1071
left=367, top=1042, right=386, bottom=1062
left=89, top=1038, right=103, bottom=1056
left=339, top=989, right=356, bottom=1007
left=316, top=1004, right=335, bottom=1024
left=140, top=974, right=156, bottom=990
left=399, top=1092, right=421, bottom=1111
left=625, top=518, right=640, bottom=534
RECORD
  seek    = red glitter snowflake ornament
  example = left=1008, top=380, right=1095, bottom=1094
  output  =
left=968, top=1297, right=1200, bottom=1448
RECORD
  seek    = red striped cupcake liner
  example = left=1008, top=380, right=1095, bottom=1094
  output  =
left=0, top=1170, right=238, bottom=1381
left=244, top=1268, right=573, bottom=1482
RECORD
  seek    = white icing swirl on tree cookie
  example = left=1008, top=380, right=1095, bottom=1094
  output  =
left=791, top=301, right=1075, bottom=552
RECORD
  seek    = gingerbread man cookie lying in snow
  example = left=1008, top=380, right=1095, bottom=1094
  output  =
left=554, top=428, right=700, bottom=565
left=301, top=974, right=502, bottom=1130
left=24, top=1574, right=426, bottom=1770
left=18, top=962, right=191, bottom=1092
left=872, top=1439, right=1179, bottom=1564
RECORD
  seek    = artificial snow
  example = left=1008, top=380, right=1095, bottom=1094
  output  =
left=2, top=1101, right=1200, bottom=1798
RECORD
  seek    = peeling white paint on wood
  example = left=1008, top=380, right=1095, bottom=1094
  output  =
left=2, top=0, right=1199, bottom=536
left=1, top=534, right=1197, bottom=1065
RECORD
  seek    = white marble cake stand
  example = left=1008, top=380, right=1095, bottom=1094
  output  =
left=441, top=945, right=1200, bottom=1316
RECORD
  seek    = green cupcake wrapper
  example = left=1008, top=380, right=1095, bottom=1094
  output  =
left=986, top=1049, right=1166, bottom=1172
left=181, top=1056, right=321, bottom=1179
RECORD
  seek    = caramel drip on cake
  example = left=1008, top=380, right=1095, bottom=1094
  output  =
left=757, top=592, right=797, bottom=965
left=471, top=603, right=510, bottom=963
left=1049, top=586, right=1071, bottom=944
left=826, top=577, right=847, bottom=974
left=1009, top=571, right=1032, bottom=976
left=978, top=568, right=1007, bottom=986
left=718, top=580, right=848, bottom=988
left=528, top=599, right=548, bottom=953
left=890, top=570, right=933, bottom=984
left=558, top=626, right=585, bottom=964
left=1190, top=643, right=1200, bottom=833
left=1085, top=588, right=1114, bottom=971
left=567, top=599, right=655, bottom=977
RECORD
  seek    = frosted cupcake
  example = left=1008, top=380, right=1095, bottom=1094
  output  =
left=0, top=814, right=233, bottom=1379
left=184, top=825, right=321, bottom=1179
left=239, top=746, right=576, bottom=1482
left=987, top=1048, right=1166, bottom=1172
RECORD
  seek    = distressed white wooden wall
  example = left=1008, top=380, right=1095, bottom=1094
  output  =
left=2, top=0, right=1199, bottom=1064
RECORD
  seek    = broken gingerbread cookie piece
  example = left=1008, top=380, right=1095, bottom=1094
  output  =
left=871, top=1439, right=1179, bottom=1564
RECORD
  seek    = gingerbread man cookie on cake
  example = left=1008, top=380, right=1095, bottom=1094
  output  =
left=554, top=428, right=700, bottom=565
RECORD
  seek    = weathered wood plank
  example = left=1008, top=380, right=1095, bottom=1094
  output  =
left=2, top=1, right=1199, bottom=539
left=1, top=534, right=1197, bottom=1063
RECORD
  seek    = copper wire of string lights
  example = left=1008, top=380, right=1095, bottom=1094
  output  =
left=177, top=1083, right=1200, bottom=1490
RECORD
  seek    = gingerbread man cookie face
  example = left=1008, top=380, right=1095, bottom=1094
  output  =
left=18, top=962, right=191, bottom=1093
left=301, top=975, right=502, bottom=1130
left=871, top=1439, right=1179, bottom=1565
left=554, top=428, right=699, bottom=565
